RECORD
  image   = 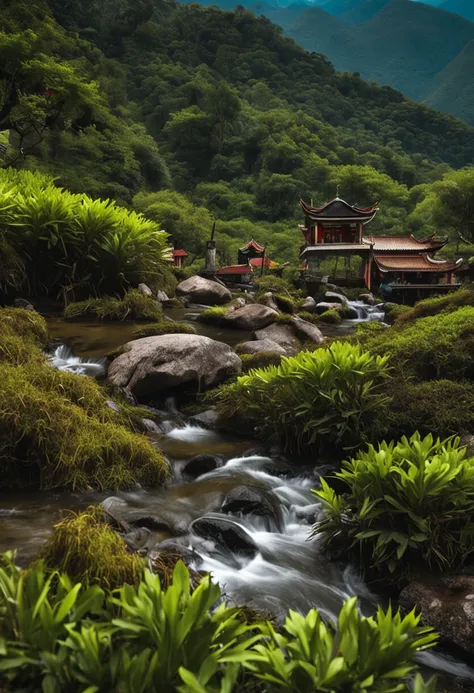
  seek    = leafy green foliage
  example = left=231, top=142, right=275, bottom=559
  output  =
left=216, top=342, right=390, bottom=455
left=313, top=432, right=474, bottom=579
left=64, top=290, right=163, bottom=322
left=0, top=554, right=437, bottom=693
left=0, top=169, right=173, bottom=300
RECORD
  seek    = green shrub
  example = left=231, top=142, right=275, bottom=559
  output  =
left=197, top=305, right=229, bottom=325
left=319, top=308, right=342, bottom=324
left=0, top=554, right=437, bottom=693
left=0, top=169, right=173, bottom=299
left=132, top=321, right=195, bottom=338
left=394, top=287, right=474, bottom=325
left=39, top=506, right=145, bottom=589
left=240, top=350, right=284, bottom=372
left=64, top=289, right=162, bottom=321
left=216, top=342, right=390, bottom=455
left=359, top=306, right=474, bottom=380
left=313, top=432, right=474, bottom=581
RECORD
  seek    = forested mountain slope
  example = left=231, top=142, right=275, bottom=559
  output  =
left=2, top=0, right=474, bottom=266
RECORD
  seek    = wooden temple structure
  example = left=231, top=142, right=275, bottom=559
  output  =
left=216, top=239, right=278, bottom=286
left=299, top=197, right=463, bottom=299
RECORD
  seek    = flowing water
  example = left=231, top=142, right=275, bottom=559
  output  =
left=3, top=307, right=473, bottom=687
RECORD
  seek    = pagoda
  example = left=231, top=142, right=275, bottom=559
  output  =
left=216, top=239, right=279, bottom=286
left=300, top=196, right=463, bottom=298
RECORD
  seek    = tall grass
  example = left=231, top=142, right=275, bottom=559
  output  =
left=0, top=169, right=172, bottom=299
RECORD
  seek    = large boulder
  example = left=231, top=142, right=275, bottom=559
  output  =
left=221, top=486, right=283, bottom=531
left=176, top=276, right=231, bottom=306
left=399, top=576, right=474, bottom=655
left=182, top=453, right=223, bottom=479
left=358, top=292, right=375, bottom=306
left=259, top=292, right=280, bottom=312
left=237, top=339, right=287, bottom=355
left=224, top=304, right=278, bottom=330
left=138, top=283, right=153, bottom=297
left=108, top=334, right=241, bottom=398
left=292, top=316, right=324, bottom=345
left=325, top=291, right=349, bottom=306
left=254, top=323, right=301, bottom=355
left=300, top=296, right=317, bottom=313
left=191, top=515, right=258, bottom=558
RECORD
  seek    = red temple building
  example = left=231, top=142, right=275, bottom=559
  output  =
left=172, top=248, right=188, bottom=268
left=300, top=197, right=463, bottom=299
left=216, top=239, right=278, bottom=286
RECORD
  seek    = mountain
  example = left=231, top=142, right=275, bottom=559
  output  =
left=440, top=0, right=474, bottom=22
left=427, top=40, right=474, bottom=121
left=341, top=0, right=390, bottom=23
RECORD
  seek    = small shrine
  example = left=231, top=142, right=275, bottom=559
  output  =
left=299, top=196, right=463, bottom=298
left=172, top=248, right=188, bottom=268
left=216, top=239, right=278, bottom=286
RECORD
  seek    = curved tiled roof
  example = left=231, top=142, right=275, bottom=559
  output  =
left=216, top=264, right=253, bottom=275
left=363, top=233, right=447, bottom=252
left=172, top=249, right=188, bottom=257
left=300, top=197, right=378, bottom=220
left=239, top=239, right=265, bottom=253
left=374, top=254, right=463, bottom=273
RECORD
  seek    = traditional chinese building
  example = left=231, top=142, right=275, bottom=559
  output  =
left=300, top=197, right=463, bottom=299
left=215, top=264, right=254, bottom=284
left=216, top=239, right=278, bottom=286
left=172, top=248, right=188, bottom=268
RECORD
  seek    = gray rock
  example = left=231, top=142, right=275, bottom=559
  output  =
left=224, top=304, right=279, bottom=330
left=106, top=400, right=120, bottom=413
left=400, top=576, right=474, bottom=655
left=107, top=334, right=242, bottom=398
left=13, top=298, right=34, bottom=311
left=138, top=283, right=153, bottom=297
left=150, top=540, right=201, bottom=567
left=300, top=296, right=318, bottom=313
left=292, top=316, right=324, bottom=345
left=259, top=292, right=280, bottom=312
left=226, top=297, right=246, bottom=312
left=236, top=339, right=287, bottom=355
left=141, top=418, right=163, bottom=434
left=254, top=323, right=300, bottom=355
left=358, top=293, right=375, bottom=306
left=221, top=486, right=283, bottom=531
left=325, top=291, right=349, bottom=306
left=176, top=276, right=231, bottom=306
left=156, top=290, right=169, bottom=302
left=315, top=302, right=343, bottom=315
left=182, top=454, right=223, bottom=478
left=460, top=434, right=474, bottom=457
left=191, top=516, right=258, bottom=558
left=188, top=409, right=219, bottom=430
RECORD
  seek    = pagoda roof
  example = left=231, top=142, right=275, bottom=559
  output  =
left=374, top=254, right=463, bottom=273
left=249, top=256, right=279, bottom=269
left=300, top=197, right=378, bottom=222
left=239, top=239, right=265, bottom=253
left=363, top=233, right=447, bottom=252
left=172, top=249, right=188, bottom=257
left=216, top=264, right=253, bottom=275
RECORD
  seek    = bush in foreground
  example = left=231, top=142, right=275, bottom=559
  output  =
left=0, top=555, right=437, bottom=692
left=216, top=342, right=390, bottom=456
left=394, top=287, right=474, bottom=326
left=313, top=432, right=474, bottom=581
left=64, top=289, right=163, bottom=321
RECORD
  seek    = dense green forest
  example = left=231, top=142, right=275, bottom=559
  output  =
left=2, top=0, right=474, bottom=276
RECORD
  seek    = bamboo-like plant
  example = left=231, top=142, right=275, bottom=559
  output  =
left=216, top=342, right=391, bottom=455
left=313, top=432, right=474, bottom=579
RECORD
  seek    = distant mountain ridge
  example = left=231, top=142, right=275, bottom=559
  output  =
left=248, top=0, right=474, bottom=125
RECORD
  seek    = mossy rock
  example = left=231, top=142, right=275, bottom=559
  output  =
left=393, top=287, right=474, bottom=325
left=132, top=321, right=196, bottom=338
left=384, top=303, right=411, bottom=324
left=319, top=308, right=342, bottom=325
left=163, top=297, right=185, bottom=308
left=296, top=311, right=320, bottom=325
left=0, top=308, right=48, bottom=365
left=274, top=294, right=295, bottom=314
left=197, top=306, right=229, bottom=326
left=0, top=307, right=169, bottom=491
left=337, top=305, right=356, bottom=320
left=39, top=506, right=145, bottom=590
left=64, top=289, right=162, bottom=322
left=240, top=351, right=284, bottom=372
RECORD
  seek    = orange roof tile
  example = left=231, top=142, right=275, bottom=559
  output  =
left=374, top=254, right=463, bottom=273
left=239, top=239, right=265, bottom=253
left=364, top=234, right=447, bottom=252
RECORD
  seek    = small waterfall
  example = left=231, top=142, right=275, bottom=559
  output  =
left=48, top=344, right=108, bottom=378
left=347, top=300, right=385, bottom=323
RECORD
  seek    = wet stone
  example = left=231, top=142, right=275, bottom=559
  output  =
left=222, top=485, right=283, bottom=531
left=191, top=515, right=258, bottom=559
left=182, top=453, right=223, bottom=479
